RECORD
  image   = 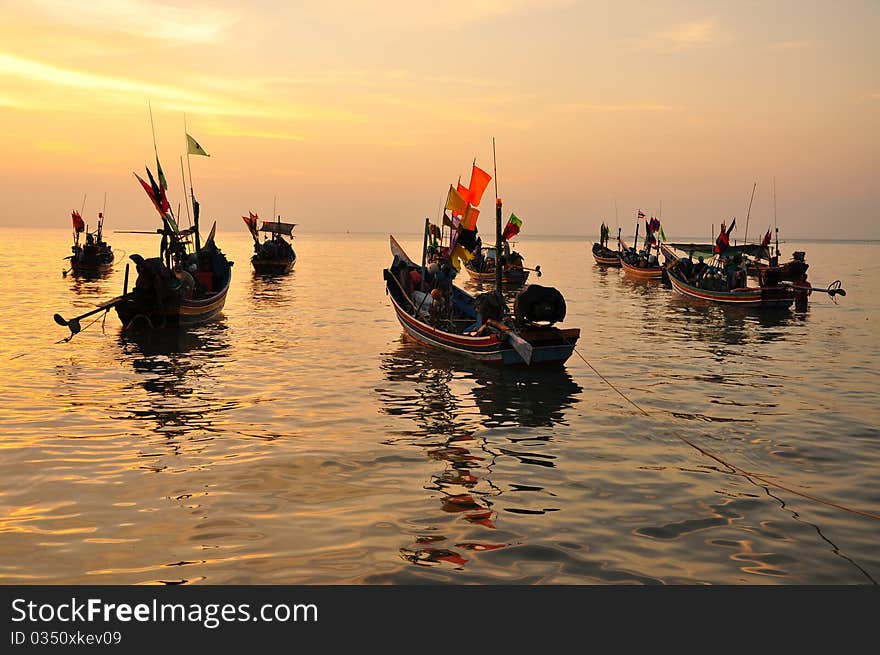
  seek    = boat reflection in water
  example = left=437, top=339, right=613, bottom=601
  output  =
left=664, top=294, right=803, bottom=348
left=248, top=271, right=297, bottom=310
left=378, top=338, right=582, bottom=571
left=117, top=321, right=232, bottom=461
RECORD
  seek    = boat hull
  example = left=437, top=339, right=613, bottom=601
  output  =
left=620, top=258, right=663, bottom=279
left=668, top=270, right=794, bottom=308
left=388, top=290, right=578, bottom=366
left=70, top=260, right=114, bottom=277
left=252, top=255, right=295, bottom=275
left=115, top=271, right=231, bottom=328
left=591, top=243, right=621, bottom=267
left=387, top=235, right=577, bottom=366
left=464, top=266, right=529, bottom=285
left=592, top=253, right=621, bottom=267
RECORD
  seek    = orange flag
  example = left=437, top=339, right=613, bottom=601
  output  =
left=467, top=165, right=492, bottom=207
left=461, top=205, right=480, bottom=231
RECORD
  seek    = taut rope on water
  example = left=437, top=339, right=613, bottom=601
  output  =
left=568, top=344, right=880, bottom=522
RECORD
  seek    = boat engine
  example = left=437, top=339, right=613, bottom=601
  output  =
left=514, top=285, right=566, bottom=325
left=474, top=292, right=505, bottom=321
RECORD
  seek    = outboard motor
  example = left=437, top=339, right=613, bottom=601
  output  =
left=514, top=285, right=566, bottom=325
left=474, top=291, right=505, bottom=322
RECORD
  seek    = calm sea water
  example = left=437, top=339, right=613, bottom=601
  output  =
left=0, top=228, right=878, bottom=584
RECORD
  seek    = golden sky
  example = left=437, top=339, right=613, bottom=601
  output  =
left=0, top=0, right=877, bottom=238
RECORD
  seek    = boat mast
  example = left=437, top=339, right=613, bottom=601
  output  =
left=99, top=192, right=107, bottom=242
left=493, top=137, right=502, bottom=294
left=78, top=194, right=86, bottom=247
left=633, top=215, right=639, bottom=253
left=420, top=217, right=429, bottom=292
left=657, top=200, right=662, bottom=255
left=773, top=176, right=779, bottom=258
left=184, top=114, right=200, bottom=255
left=744, top=182, right=756, bottom=244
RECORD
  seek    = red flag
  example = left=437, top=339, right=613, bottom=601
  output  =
left=71, top=211, right=84, bottom=233
left=134, top=172, right=165, bottom=216
left=242, top=213, right=259, bottom=239
left=714, top=224, right=730, bottom=254
left=761, top=229, right=772, bottom=247
left=145, top=167, right=170, bottom=213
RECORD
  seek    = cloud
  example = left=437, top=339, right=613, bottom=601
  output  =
left=765, top=40, right=815, bottom=50
left=307, top=0, right=574, bottom=30
left=626, top=19, right=719, bottom=52
left=0, top=51, right=364, bottom=124
left=27, top=0, right=238, bottom=44
left=553, top=102, right=679, bottom=114
left=657, top=19, right=717, bottom=48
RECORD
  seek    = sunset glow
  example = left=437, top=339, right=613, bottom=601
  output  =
left=1, top=1, right=877, bottom=237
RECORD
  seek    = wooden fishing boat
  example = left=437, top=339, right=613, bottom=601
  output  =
left=619, top=217, right=664, bottom=278
left=115, top=224, right=232, bottom=329
left=591, top=242, right=621, bottom=267
left=667, top=264, right=795, bottom=309
left=463, top=246, right=531, bottom=284
left=664, top=242, right=795, bottom=309
left=247, top=218, right=297, bottom=275
left=385, top=236, right=579, bottom=366
left=65, top=210, right=114, bottom=277
left=619, top=240, right=663, bottom=279
left=55, top=123, right=233, bottom=336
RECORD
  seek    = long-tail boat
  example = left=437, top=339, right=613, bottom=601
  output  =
left=383, top=146, right=579, bottom=366
left=243, top=212, right=297, bottom=275
left=462, top=214, right=538, bottom=285
left=463, top=245, right=535, bottom=285
left=65, top=209, right=114, bottom=277
left=384, top=234, right=578, bottom=365
left=55, top=126, right=232, bottom=336
left=592, top=224, right=621, bottom=266
left=619, top=213, right=665, bottom=279
left=662, top=242, right=796, bottom=309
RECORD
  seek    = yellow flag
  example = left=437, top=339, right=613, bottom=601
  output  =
left=445, top=184, right=467, bottom=216
left=449, top=244, right=474, bottom=272
left=186, top=133, right=210, bottom=157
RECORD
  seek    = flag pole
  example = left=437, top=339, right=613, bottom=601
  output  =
left=148, top=101, right=160, bottom=168
left=184, top=114, right=200, bottom=254
left=179, top=156, right=192, bottom=230
left=492, top=138, right=502, bottom=294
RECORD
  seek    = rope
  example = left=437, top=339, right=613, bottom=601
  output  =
left=55, top=311, right=108, bottom=344
left=569, top=345, right=880, bottom=522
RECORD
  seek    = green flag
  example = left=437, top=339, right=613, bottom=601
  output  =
left=156, top=156, right=167, bottom=190
left=186, top=133, right=210, bottom=157
left=502, top=213, right=522, bottom=240
left=659, top=226, right=667, bottom=242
